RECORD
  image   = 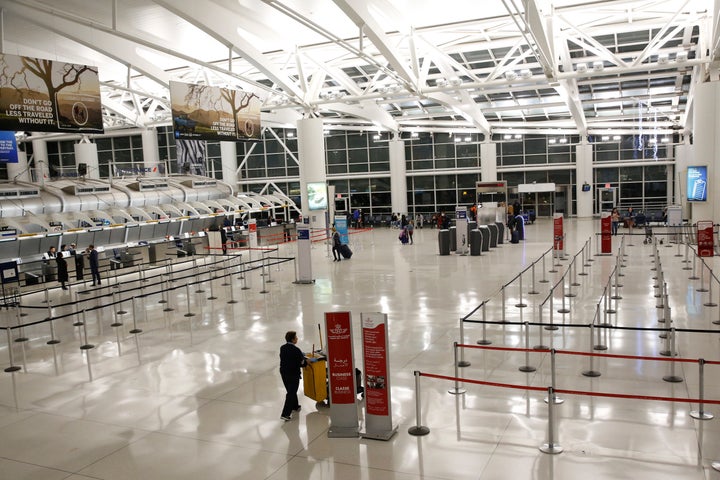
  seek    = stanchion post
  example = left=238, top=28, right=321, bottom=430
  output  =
left=539, top=386, right=563, bottom=454
left=46, top=301, right=60, bottom=345
left=516, top=274, right=527, bottom=308
left=529, top=263, right=539, bottom=294
left=458, top=319, right=470, bottom=367
left=534, top=300, right=548, bottom=350
left=4, top=327, right=21, bottom=372
left=519, top=322, right=536, bottom=372
left=408, top=371, right=430, bottom=436
left=690, top=359, right=713, bottom=420
left=544, top=349, right=564, bottom=404
left=501, top=286, right=507, bottom=322
left=698, top=259, right=708, bottom=292
left=477, top=303, right=491, bottom=345
left=129, top=297, right=142, bottom=334
left=184, top=283, right=196, bottom=318
left=582, top=323, right=601, bottom=377
left=448, top=342, right=466, bottom=395
left=662, top=327, right=683, bottom=383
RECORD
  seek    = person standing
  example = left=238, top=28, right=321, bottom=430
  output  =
left=331, top=227, right=341, bottom=261
left=611, top=208, right=620, bottom=236
left=88, top=244, right=101, bottom=286
left=69, top=243, right=84, bottom=280
left=56, top=245, right=69, bottom=290
left=407, top=220, right=414, bottom=244
left=279, top=330, right=308, bottom=421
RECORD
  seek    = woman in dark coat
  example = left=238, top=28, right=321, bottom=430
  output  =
left=56, top=244, right=69, bottom=290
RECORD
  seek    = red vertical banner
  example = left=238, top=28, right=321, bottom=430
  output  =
left=553, top=214, right=564, bottom=251
left=362, top=313, right=389, bottom=416
left=697, top=221, right=714, bottom=257
left=601, top=212, right=612, bottom=253
left=325, top=312, right=356, bottom=405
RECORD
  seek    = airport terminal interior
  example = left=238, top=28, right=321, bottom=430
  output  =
left=0, top=0, right=718, bottom=479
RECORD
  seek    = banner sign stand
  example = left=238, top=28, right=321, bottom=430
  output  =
left=698, top=220, right=714, bottom=257
left=553, top=213, right=564, bottom=256
left=600, top=212, right=612, bottom=254
left=325, top=311, right=359, bottom=438
left=295, top=221, right=314, bottom=284
left=360, top=312, right=397, bottom=440
left=334, top=216, right=349, bottom=245
left=455, top=206, right=468, bottom=255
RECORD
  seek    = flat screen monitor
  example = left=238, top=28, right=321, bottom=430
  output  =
left=307, top=182, right=328, bottom=211
left=687, top=166, right=707, bottom=202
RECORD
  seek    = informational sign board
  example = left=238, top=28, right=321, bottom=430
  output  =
left=697, top=220, right=714, bottom=257
left=0, top=53, right=103, bottom=133
left=334, top=216, right=349, bottom=245
left=687, top=166, right=708, bottom=202
left=0, top=132, right=18, bottom=163
left=361, top=312, right=397, bottom=440
left=325, top=311, right=359, bottom=437
left=295, top=223, right=313, bottom=284
left=601, top=212, right=612, bottom=254
left=455, top=206, right=468, bottom=255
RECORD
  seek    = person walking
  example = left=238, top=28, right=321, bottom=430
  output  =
left=56, top=244, right=69, bottom=290
left=279, top=330, right=308, bottom=421
left=331, top=227, right=342, bottom=261
left=88, top=244, right=101, bottom=286
left=407, top=220, right=414, bottom=244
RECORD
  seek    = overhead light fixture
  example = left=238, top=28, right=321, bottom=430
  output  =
left=287, top=131, right=295, bottom=138
left=576, top=63, right=588, bottom=73
left=411, top=131, right=419, bottom=138
left=449, top=77, right=462, bottom=87
left=648, top=137, right=657, bottom=144
left=601, top=135, right=610, bottom=141
left=657, top=53, right=669, bottom=65
left=548, top=138, right=557, bottom=144
left=559, top=137, right=568, bottom=144
left=520, top=69, right=532, bottom=79
left=612, top=135, right=621, bottom=141
left=464, top=136, right=472, bottom=142
left=503, top=133, right=512, bottom=140
left=513, top=134, right=521, bottom=139
left=676, top=51, right=688, bottom=63
left=592, top=61, right=604, bottom=72
left=505, top=71, right=518, bottom=81
left=373, top=134, right=381, bottom=140
left=661, top=137, right=670, bottom=143
left=436, top=79, right=448, bottom=87
left=454, top=136, right=462, bottom=143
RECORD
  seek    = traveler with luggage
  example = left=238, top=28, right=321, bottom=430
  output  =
left=331, top=227, right=342, bottom=261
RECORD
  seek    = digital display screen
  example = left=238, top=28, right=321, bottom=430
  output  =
left=687, top=166, right=708, bottom=202
left=307, top=182, right=328, bottom=211
left=582, top=183, right=591, bottom=192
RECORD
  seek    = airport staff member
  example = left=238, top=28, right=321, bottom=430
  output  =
left=87, top=244, right=101, bottom=286
left=279, top=330, right=308, bottom=421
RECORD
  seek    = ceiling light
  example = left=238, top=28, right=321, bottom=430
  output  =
left=648, top=138, right=657, bottom=144
left=576, top=63, right=588, bottom=73
left=464, top=136, right=472, bottom=142
left=436, top=79, right=448, bottom=87
left=657, top=53, right=669, bottom=65
left=661, top=137, right=670, bottom=143
left=503, top=133, right=512, bottom=140
left=548, top=138, right=557, bottom=144
left=449, top=77, right=462, bottom=86
left=592, top=61, right=604, bottom=72
left=514, top=134, right=522, bottom=139
left=373, top=134, right=380, bottom=140
left=286, top=131, right=295, bottom=138
left=520, top=69, right=532, bottom=79
left=559, top=137, right=567, bottom=144
left=454, top=136, right=462, bottom=142
left=411, top=132, right=419, bottom=138
left=612, top=135, right=621, bottom=141
left=601, top=135, right=609, bottom=141
left=505, top=71, right=518, bottom=81
left=676, top=51, right=688, bottom=63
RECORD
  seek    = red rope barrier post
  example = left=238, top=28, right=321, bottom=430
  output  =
left=477, top=303, right=492, bottom=345
left=448, top=342, right=467, bottom=395
left=408, top=371, right=430, bottom=436
left=539, top=387, right=563, bottom=454
left=544, top=349, right=564, bottom=405
left=519, top=322, right=536, bottom=373
left=690, top=359, right=713, bottom=420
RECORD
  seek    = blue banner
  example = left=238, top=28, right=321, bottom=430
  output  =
left=335, top=216, right=349, bottom=245
left=0, top=131, right=17, bottom=163
left=687, top=166, right=707, bottom=202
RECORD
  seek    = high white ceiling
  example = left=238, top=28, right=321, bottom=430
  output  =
left=0, top=0, right=715, bottom=138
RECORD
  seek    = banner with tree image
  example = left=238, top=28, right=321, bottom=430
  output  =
left=0, top=53, right=103, bottom=133
left=169, top=81, right=260, bottom=141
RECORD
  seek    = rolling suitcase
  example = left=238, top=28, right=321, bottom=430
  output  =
left=510, top=230, right=520, bottom=244
left=339, top=243, right=353, bottom=259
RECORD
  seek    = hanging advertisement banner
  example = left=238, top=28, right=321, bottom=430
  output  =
left=697, top=220, right=714, bottom=258
left=361, top=312, right=397, bottom=440
left=553, top=213, right=564, bottom=253
left=169, top=81, right=260, bottom=141
left=325, top=311, right=359, bottom=437
left=687, top=166, right=708, bottom=202
left=0, top=53, right=103, bottom=133
left=601, top=212, right=612, bottom=254
left=0, top=131, right=18, bottom=163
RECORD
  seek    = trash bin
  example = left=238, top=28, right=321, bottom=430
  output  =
left=487, top=224, right=498, bottom=248
left=449, top=226, right=457, bottom=251
left=467, top=221, right=477, bottom=242
left=438, top=229, right=450, bottom=255
left=495, top=222, right=505, bottom=244
left=470, top=229, right=482, bottom=256
left=479, top=225, right=490, bottom=251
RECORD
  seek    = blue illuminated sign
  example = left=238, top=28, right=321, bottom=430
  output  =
left=687, top=166, right=708, bottom=202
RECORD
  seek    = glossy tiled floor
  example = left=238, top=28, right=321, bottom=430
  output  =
left=1, top=218, right=719, bottom=479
